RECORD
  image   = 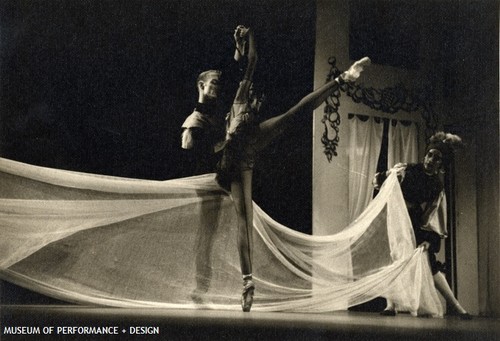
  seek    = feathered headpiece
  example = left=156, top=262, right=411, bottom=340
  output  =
left=425, top=131, right=463, bottom=166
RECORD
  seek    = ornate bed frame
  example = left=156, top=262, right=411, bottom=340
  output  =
left=321, top=57, right=438, bottom=161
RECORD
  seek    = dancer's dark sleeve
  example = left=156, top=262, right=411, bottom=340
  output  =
left=181, top=127, right=219, bottom=176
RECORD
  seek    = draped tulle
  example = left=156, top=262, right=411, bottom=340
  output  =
left=0, top=157, right=443, bottom=316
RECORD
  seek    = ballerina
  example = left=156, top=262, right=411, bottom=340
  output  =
left=217, top=25, right=370, bottom=312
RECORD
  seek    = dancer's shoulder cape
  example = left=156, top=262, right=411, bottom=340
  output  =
left=182, top=110, right=217, bottom=130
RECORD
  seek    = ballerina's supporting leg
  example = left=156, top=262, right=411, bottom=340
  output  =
left=231, top=169, right=255, bottom=312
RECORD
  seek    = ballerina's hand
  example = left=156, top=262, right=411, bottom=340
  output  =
left=390, top=162, right=407, bottom=182
left=419, top=241, right=431, bottom=251
left=234, top=26, right=249, bottom=46
left=234, top=25, right=249, bottom=61
left=342, top=56, right=371, bottom=82
left=235, top=25, right=249, bottom=37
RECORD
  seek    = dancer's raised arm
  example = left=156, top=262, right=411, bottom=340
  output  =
left=233, top=26, right=257, bottom=104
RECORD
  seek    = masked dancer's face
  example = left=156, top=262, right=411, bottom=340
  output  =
left=423, top=149, right=443, bottom=174
left=200, top=73, right=221, bottom=100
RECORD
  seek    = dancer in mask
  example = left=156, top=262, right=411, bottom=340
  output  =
left=182, top=69, right=224, bottom=175
left=181, top=69, right=225, bottom=305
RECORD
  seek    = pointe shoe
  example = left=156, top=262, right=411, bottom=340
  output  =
left=342, top=56, right=371, bottom=82
left=241, top=279, right=255, bottom=312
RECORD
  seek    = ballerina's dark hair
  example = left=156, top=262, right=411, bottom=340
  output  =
left=426, top=131, right=464, bottom=166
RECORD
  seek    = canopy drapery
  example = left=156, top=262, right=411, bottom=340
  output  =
left=348, top=115, right=384, bottom=221
left=388, top=120, right=419, bottom=168
left=0, top=157, right=442, bottom=316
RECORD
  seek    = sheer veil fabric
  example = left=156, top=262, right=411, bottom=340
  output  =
left=0, top=157, right=442, bottom=316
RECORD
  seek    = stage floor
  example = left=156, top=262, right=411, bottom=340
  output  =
left=1, top=305, right=499, bottom=340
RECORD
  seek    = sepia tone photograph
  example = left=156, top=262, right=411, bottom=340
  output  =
left=0, top=0, right=498, bottom=339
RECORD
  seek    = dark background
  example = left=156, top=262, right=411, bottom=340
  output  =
left=0, top=0, right=316, bottom=234
left=349, top=0, right=420, bottom=70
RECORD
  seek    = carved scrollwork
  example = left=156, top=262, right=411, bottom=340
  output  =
left=321, top=57, right=345, bottom=161
left=321, top=57, right=438, bottom=161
